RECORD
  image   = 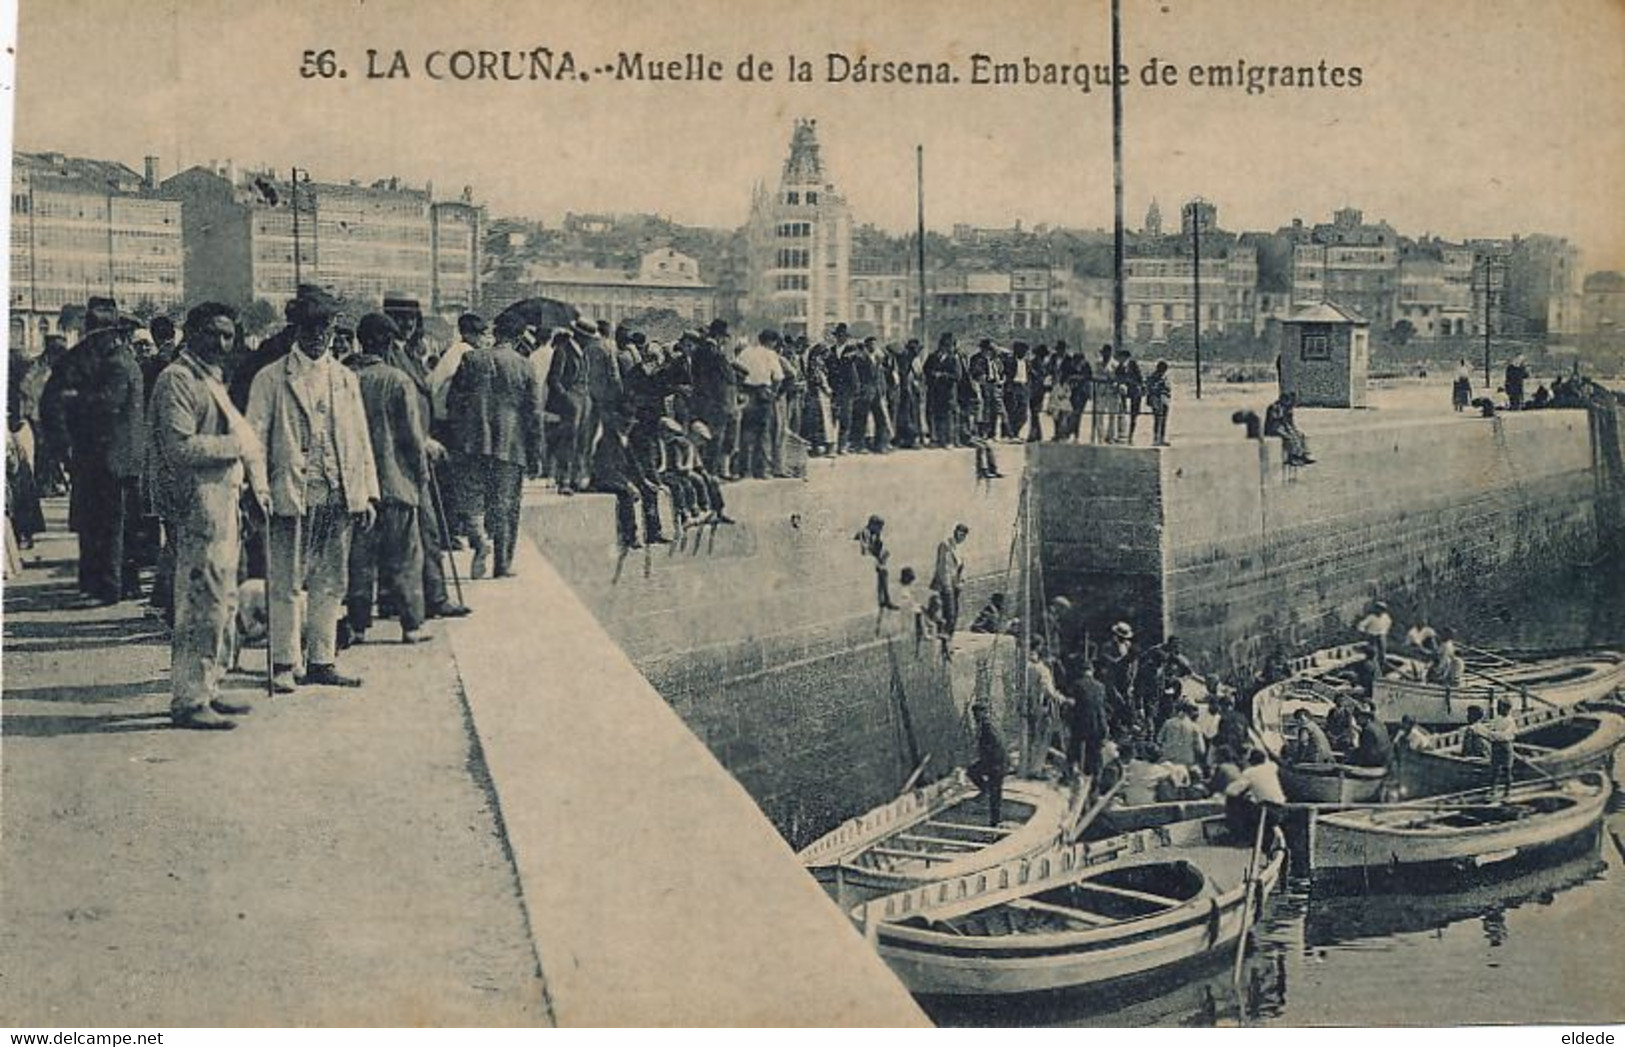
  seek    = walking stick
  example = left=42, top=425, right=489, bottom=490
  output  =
left=426, top=459, right=465, bottom=607
left=261, top=516, right=274, bottom=699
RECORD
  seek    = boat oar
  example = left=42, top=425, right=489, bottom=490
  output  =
left=900, top=754, right=932, bottom=794
left=1062, top=777, right=1123, bottom=845
left=1232, top=812, right=1269, bottom=990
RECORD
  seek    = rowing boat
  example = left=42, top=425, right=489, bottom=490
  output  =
left=798, top=772, right=1071, bottom=901
left=856, top=817, right=1287, bottom=998
left=1391, top=705, right=1625, bottom=799
left=1371, top=651, right=1625, bottom=725
left=1308, top=771, right=1612, bottom=879
left=1278, top=760, right=1389, bottom=804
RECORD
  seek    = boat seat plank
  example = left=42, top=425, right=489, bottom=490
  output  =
left=1008, top=898, right=1115, bottom=926
left=895, top=832, right=983, bottom=850
left=926, top=820, right=1012, bottom=837
left=870, top=846, right=952, bottom=863
left=1070, top=880, right=1184, bottom=908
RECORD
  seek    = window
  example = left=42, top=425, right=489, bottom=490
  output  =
left=806, top=192, right=818, bottom=205
left=1161, top=304, right=1174, bottom=320
left=1301, top=333, right=1331, bottom=361
left=787, top=192, right=799, bottom=205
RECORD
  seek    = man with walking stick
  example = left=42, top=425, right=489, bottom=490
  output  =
left=148, top=303, right=267, bottom=729
left=246, top=285, right=379, bottom=693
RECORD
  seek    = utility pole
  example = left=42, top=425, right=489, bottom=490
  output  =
left=1189, top=201, right=1203, bottom=399
left=1481, top=253, right=1494, bottom=390
left=916, top=145, right=928, bottom=347
left=1110, top=0, right=1125, bottom=356
left=291, top=166, right=303, bottom=289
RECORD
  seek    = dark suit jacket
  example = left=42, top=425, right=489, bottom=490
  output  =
left=349, top=354, right=427, bottom=506
left=447, top=342, right=545, bottom=470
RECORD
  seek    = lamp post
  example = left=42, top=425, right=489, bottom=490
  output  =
left=290, top=166, right=311, bottom=290
left=1110, top=0, right=1126, bottom=358
left=1187, top=200, right=1203, bottom=399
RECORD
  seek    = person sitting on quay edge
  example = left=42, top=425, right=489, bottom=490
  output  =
left=1264, top=391, right=1314, bottom=465
left=589, top=407, right=670, bottom=551
left=970, top=592, right=1010, bottom=634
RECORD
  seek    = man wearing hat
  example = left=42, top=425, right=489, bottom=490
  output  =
left=970, top=338, right=1006, bottom=443
left=690, top=329, right=741, bottom=479
left=344, top=312, right=437, bottom=645
left=447, top=310, right=546, bottom=578
left=930, top=522, right=971, bottom=641
left=230, top=285, right=326, bottom=410
left=1097, top=622, right=1139, bottom=726
left=380, top=294, right=469, bottom=621
left=148, top=302, right=267, bottom=728
left=430, top=312, right=494, bottom=561
left=48, top=296, right=146, bottom=605
left=545, top=323, right=595, bottom=494
left=578, top=317, right=624, bottom=488
left=245, top=284, right=379, bottom=692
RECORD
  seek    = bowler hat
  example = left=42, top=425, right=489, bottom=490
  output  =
left=572, top=318, right=598, bottom=337
left=357, top=312, right=401, bottom=349
left=1112, top=621, right=1134, bottom=640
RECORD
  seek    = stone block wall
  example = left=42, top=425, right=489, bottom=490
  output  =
left=521, top=449, right=1022, bottom=846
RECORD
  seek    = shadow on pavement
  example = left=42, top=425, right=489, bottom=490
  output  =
left=3, top=679, right=170, bottom=704
left=1, top=711, right=174, bottom=737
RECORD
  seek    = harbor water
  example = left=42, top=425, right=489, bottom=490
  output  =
left=928, top=550, right=1625, bottom=1027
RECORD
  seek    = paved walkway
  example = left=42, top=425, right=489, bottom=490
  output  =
left=2, top=501, right=928, bottom=1026
left=0, top=506, right=549, bottom=1026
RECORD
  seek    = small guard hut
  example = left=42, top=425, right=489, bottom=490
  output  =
left=1278, top=301, right=1370, bottom=408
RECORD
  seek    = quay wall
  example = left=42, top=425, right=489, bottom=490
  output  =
left=1036, top=407, right=1619, bottom=680
left=521, top=450, right=1022, bottom=847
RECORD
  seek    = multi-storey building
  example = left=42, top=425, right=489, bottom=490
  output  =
left=1505, top=234, right=1582, bottom=337
left=157, top=164, right=482, bottom=316
left=9, top=151, right=183, bottom=353
left=1581, top=270, right=1625, bottom=338
left=1395, top=239, right=1475, bottom=338
left=1122, top=199, right=1257, bottom=345
left=743, top=119, right=852, bottom=337
left=1289, top=207, right=1401, bottom=327
left=523, top=248, right=715, bottom=327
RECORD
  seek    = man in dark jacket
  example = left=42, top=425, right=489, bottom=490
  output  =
left=968, top=700, right=1008, bottom=828
left=49, top=297, right=146, bottom=605
left=381, top=295, right=468, bottom=620
left=690, top=329, right=740, bottom=476
left=545, top=325, right=592, bottom=494
left=448, top=311, right=546, bottom=578
left=589, top=408, right=669, bottom=549
left=346, top=313, right=432, bottom=645
left=1065, top=662, right=1112, bottom=783
left=579, top=319, right=624, bottom=483
left=924, top=333, right=963, bottom=448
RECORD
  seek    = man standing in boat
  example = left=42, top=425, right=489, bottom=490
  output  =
left=968, top=699, right=1007, bottom=828
left=1477, top=697, right=1519, bottom=798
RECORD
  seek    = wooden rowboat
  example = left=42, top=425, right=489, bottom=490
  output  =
left=855, top=816, right=1287, bottom=999
left=1308, top=771, right=1612, bottom=879
left=1391, top=705, right=1625, bottom=799
left=1371, top=651, right=1625, bottom=726
left=1278, top=760, right=1389, bottom=804
left=799, top=772, right=1071, bottom=901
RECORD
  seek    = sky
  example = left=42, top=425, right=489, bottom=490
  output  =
left=10, top=0, right=1625, bottom=268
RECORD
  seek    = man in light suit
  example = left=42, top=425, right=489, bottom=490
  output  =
left=246, top=285, right=379, bottom=693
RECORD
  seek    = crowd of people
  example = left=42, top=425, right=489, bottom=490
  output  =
left=2, top=287, right=1184, bottom=733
